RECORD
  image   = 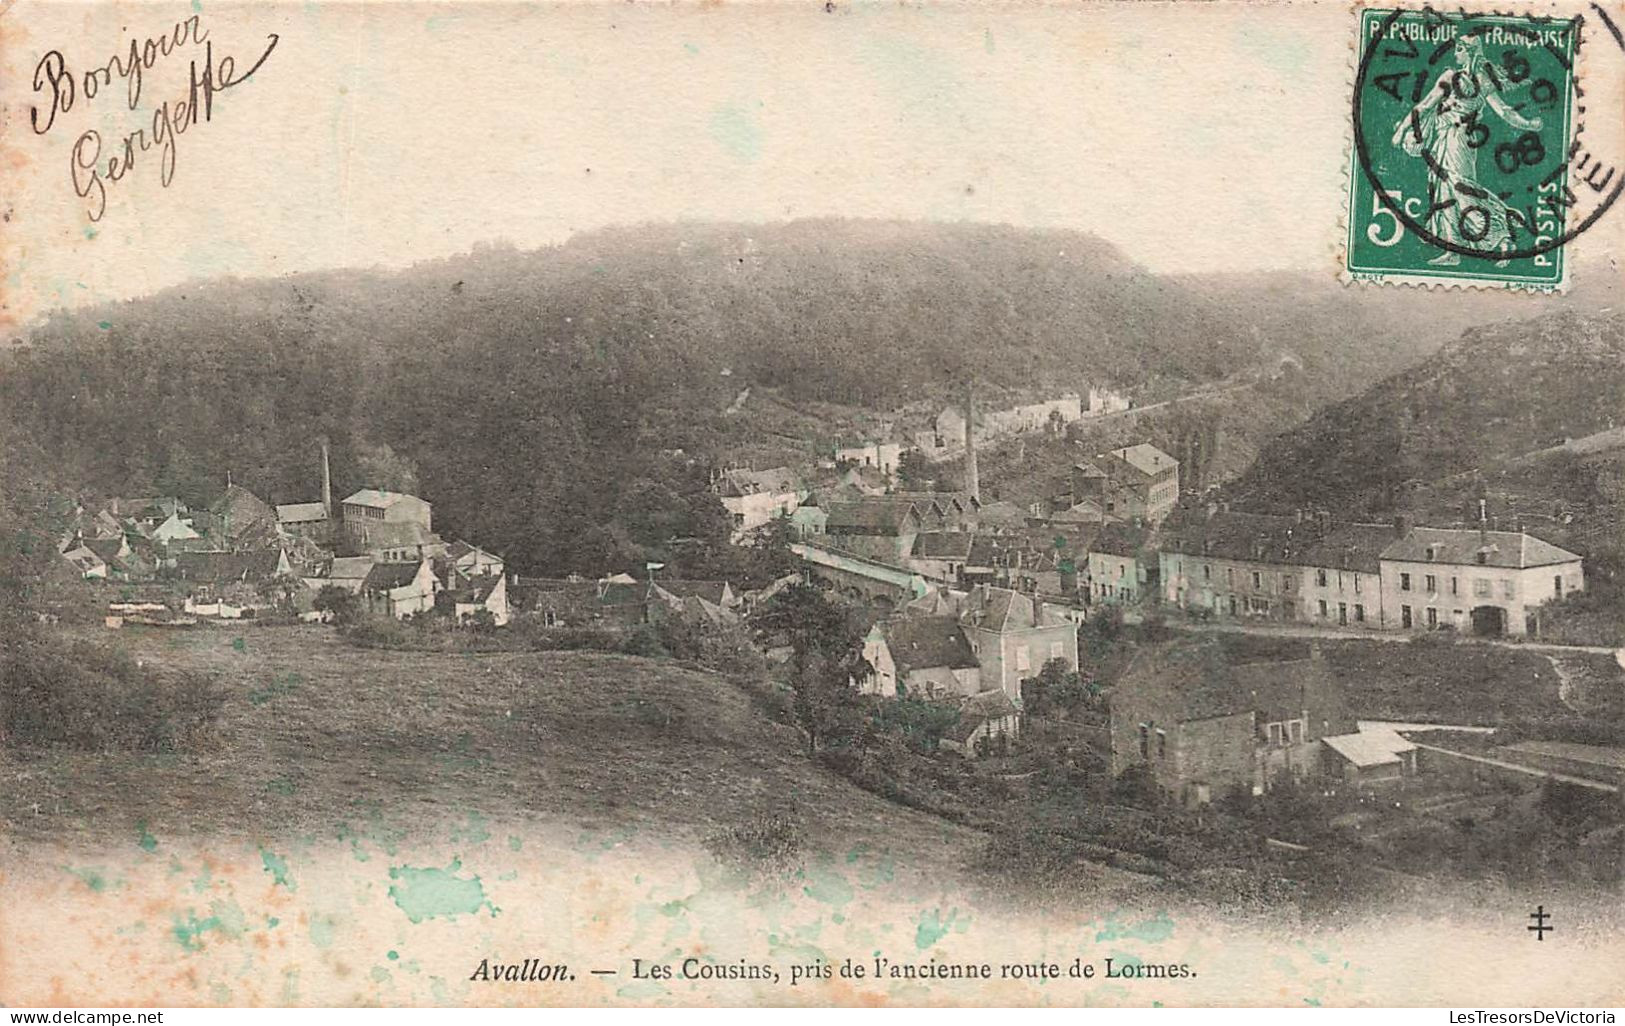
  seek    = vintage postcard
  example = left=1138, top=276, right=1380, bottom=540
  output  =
left=2, top=0, right=1624, bottom=1012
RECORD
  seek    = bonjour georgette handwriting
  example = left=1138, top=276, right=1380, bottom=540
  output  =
left=29, top=15, right=279, bottom=221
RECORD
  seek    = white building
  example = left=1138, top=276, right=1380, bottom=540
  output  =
left=1378, top=526, right=1583, bottom=637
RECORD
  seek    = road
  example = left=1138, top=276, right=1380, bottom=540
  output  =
left=1159, top=617, right=1621, bottom=656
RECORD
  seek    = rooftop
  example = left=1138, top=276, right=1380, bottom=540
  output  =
left=880, top=615, right=980, bottom=674
left=342, top=488, right=427, bottom=509
left=276, top=501, right=329, bottom=524
left=1381, top=527, right=1581, bottom=570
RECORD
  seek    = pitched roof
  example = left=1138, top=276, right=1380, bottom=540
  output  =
left=957, top=585, right=1068, bottom=631
left=715, top=467, right=802, bottom=498
left=448, top=574, right=503, bottom=604
left=1091, top=521, right=1150, bottom=557
left=329, top=556, right=376, bottom=580
left=824, top=498, right=921, bottom=534
left=652, top=580, right=732, bottom=606
left=362, top=561, right=426, bottom=591
left=597, top=580, right=648, bottom=607
left=82, top=537, right=127, bottom=562
left=1323, top=729, right=1416, bottom=768
left=211, top=484, right=276, bottom=529
left=947, top=690, right=1021, bottom=742
left=1101, top=443, right=1177, bottom=479
left=1380, top=527, right=1581, bottom=569
left=342, top=488, right=425, bottom=509
left=891, top=491, right=981, bottom=512
left=276, top=501, right=328, bottom=524
left=881, top=616, right=979, bottom=674
left=175, top=549, right=287, bottom=583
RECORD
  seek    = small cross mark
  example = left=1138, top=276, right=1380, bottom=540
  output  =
left=1528, top=905, right=1553, bottom=941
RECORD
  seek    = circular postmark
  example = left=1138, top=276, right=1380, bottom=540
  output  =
left=1352, top=5, right=1624, bottom=268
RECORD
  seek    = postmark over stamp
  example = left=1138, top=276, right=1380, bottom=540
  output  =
left=1347, top=5, right=1622, bottom=289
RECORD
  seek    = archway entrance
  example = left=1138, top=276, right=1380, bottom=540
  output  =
left=1470, top=605, right=1507, bottom=637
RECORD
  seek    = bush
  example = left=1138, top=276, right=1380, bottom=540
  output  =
left=704, top=810, right=803, bottom=878
left=620, top=625, right=668, bottom=658
left=1, top=634, right=224, bottom=752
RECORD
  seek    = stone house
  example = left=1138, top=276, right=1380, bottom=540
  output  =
left=360, top=559, right=439, bottom=619
left=859, top=615, right=983, bottom=699
left=1109, top=641, right=1351, bottom=805
left=712, top=467, right=807, bottom=540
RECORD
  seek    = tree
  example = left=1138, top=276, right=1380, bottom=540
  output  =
left=312, top=585, right=362, bottom=625
left=752, top=584, right=869, bottom=754
left=1020, top=657, right=1098, bottom=717
left=895, top=449, right=936, bottom=491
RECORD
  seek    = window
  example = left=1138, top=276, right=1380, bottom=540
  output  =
left=1251, top=571, right=1262, bottom=589
left=1501, top=579, right=1515, bottom=599
left=1267, top=723, right=1282, bottom=745
left=1450, top=576, right=1458, bottom=595
left=1282, top=574, right=1294, bottom=591
left=1138, top=723, right=1150, bottom=759
left=1316, top=569, right=1328, bottom=587
left=1476, top=551, right=1488, bottom=565
left=1401, top=604, right=1413, bottom=628
left=1288, top=721, right=1303, bottom=743
left=1354, top=603, right=1365, bottom=622
left=1202, top=564, right=1211, bottom=581
left=1227, top=596, right=1238, bottom=615
left=1354, top=576, right=1362, bottom=594
left=1474, top=578, right=1492, bottom=598
left=1555, top=575, right=1564, bottom=597
left=1425, top=574, right=1436, bottom=593
left=1226, top=568, right=1235, bottom=585
left=1426, top=607, right=1438, bottom=628
left=1318, top=599, right=1328, bottom=617
left=1400, top=572, right=1412, bottom=591
left=1156, top=729, right=1167, bottom=759
left=543, top=610, right=559, bottom=627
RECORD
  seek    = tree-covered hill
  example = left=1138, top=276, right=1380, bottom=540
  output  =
left=0, top=219, right=1573, bottom=575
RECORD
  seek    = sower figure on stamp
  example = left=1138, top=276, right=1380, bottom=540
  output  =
left=1391, top=34, right=1543, bottom=266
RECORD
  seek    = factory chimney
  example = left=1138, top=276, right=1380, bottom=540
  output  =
left=321, top=438, right=333, bottom=519
left=963, top=380, right=980, bottom=503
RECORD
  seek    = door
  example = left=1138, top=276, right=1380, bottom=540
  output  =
left=1471, top=605, right=1507, bottom=637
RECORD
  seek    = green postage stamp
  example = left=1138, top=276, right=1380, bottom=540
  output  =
left=1347, top=7, right=1610, bottom=289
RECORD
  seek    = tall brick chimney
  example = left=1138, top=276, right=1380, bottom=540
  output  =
left=963, top=380, right=980, bottom=503
left=321, top=438, right=333, bottom=520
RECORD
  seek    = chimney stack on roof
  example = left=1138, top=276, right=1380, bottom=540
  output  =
left=1393, top=513, right=1412, bottom=539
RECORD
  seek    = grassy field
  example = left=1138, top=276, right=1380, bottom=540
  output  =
left=1, top=625, right=998, bottom=885
left=1210, top=633, right=1624, bottom=726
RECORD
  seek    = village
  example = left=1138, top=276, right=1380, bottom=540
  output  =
left=45, top=383, right=1620, bottom=830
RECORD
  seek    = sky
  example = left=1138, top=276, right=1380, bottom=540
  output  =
left=2, top=0, right=1619, bottom=323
